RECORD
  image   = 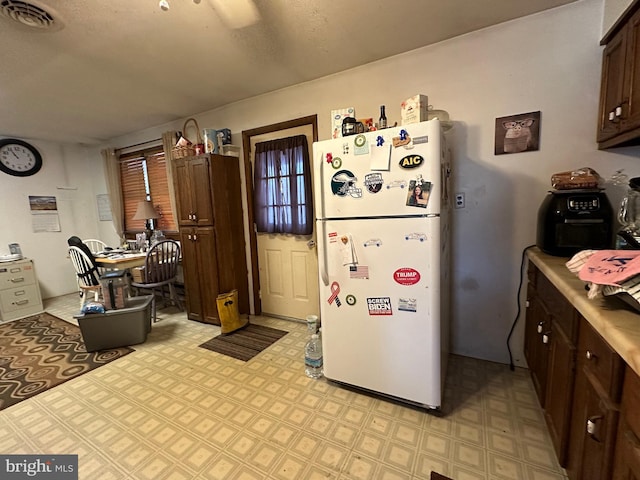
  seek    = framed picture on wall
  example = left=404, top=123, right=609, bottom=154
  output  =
left=494, top=111, right=541, bottom=155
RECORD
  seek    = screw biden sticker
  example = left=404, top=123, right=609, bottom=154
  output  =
left=393, top=268, right=420, bottom=285
left=367, top=297, right=392, bottom=315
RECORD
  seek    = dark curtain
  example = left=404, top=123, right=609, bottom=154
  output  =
left=253, top=135, right=313, bottom=235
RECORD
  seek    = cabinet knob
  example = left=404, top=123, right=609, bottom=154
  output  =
left=586, top=350, right=596, bottom=360
left=537, top=321, right=545, bottom=334
left=10, top=277, right=25, bottom=283
left=586, top=415, right=603, bottom=440
left=616, top=105, right=623, bottom=117
left=542, top=333, right=550, bottom=344
left=609, top=111, right=616, bottom=121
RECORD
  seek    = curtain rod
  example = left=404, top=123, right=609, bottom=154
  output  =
left=115, top=137, right=163, bottom=155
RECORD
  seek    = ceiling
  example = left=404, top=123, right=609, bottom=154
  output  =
left=0, top=0, right=578, bottom=145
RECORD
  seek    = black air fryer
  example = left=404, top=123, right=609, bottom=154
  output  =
left=536, top=189, right=614, bottom=257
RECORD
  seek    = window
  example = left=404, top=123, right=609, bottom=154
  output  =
left=253, top=135, right=313, bottom=235
left=119, top=146, right=176, bottom=233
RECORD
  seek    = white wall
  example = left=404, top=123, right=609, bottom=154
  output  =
left=0, top=141, right=118, bottom=298
left=3, top=0, right=639, bottom=365
left=603, top=0, right=633, bottom=35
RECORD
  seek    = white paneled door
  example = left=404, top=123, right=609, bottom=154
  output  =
left=251, top=125, right=319, bottom=320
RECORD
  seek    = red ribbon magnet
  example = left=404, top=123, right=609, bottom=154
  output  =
left=327, top=281, right=342, bottom=307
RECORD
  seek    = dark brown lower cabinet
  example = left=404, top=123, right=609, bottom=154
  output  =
left=543, top=319, right=576, bottom=466
left=613, top=368, right=640, bottom=480
left=524, top=291, right=550, bottom=406
left=565, top=316, right=624, bottom=480
left=180, top=227, right=220, bottom=324
left=525, top=261, right=626, bottom=479
left=524, top=263, right=577, bottom=465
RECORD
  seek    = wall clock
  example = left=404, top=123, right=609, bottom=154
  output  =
left=0, top=139, right=42, bottom=177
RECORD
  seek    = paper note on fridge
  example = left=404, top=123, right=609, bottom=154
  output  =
left=370, top=143, right=391, bottom=171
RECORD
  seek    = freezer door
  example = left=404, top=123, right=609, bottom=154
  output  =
left=313, top=120, right=444, bottom=219
left=317, top=216, right=442, bottom=408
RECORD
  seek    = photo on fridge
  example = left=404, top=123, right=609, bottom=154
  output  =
left=406, top=180, right=432, bottom=208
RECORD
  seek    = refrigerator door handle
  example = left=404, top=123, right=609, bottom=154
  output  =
left=318, top=151, right=325, bottom=219
left=319, top=220, right=329, bottom=286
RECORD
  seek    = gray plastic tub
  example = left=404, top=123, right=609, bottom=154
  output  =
left=74, top=295, right=153, bottom=352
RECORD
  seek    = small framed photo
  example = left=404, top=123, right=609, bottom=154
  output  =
left=495, top=111, right=541, bottom=155
left=406, top=180, right=431, bottom=208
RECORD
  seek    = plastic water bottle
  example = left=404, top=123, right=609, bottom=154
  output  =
left=304, top=334, right=323, bottom=379
left=306, top=315, right=318, bottom=335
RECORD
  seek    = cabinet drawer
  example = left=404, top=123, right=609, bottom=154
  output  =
left=579, top=317, right=625, bottom=402
left=0, top=285, right=41, bottom=313
left=0, top=262, right=36, bottom=290
left=537, top=272, right=578, bottom=342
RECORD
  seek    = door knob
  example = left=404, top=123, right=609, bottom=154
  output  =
left=307, top=240, right=316, bottom=248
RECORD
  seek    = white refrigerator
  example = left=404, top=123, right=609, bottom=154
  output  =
left=313, top=119, right=451, bottom=409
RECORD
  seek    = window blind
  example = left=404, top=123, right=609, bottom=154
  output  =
left=119, top=147, right=176, bottom=233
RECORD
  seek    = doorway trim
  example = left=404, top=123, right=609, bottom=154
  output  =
left=241, top=114, right=318, bottom=315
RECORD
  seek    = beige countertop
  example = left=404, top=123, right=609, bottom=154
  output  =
left=527, top=247, right=640, bottom=377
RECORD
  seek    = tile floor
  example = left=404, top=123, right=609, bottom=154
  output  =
left=0, top=294, right=568, bottom=480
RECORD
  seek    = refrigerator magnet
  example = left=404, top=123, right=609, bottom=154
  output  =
left=345, top=294, right=356, bottom=306
left=393, top=268, right=421, bottom=285
left=398, top=298, right=417, bottom=312
left=327, top=281, right=342, bottom=307
left=404, top=233, right=427, bottom=242
left=385, top=180, right=407, bottom=190
left=331, top=170, right=362, bottom=198
left=364, top=173, right=384, bottom=194
left=392, top=129, right=411, bottom=148
left=366, top=297, right=393, bottom=315
left=349, top=265, right=369, bottom=279
left=398, top=154, right=424, bottom=169
left=353, top=134, right=369, bottom=155
left=363, top=238, right=382, bottom=247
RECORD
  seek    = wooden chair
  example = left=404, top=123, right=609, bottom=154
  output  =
left=83, top=239, right=108, bottom=254
left=131, top=240, right=182, bottom=322
left=68, top=246, right=102, bottom=308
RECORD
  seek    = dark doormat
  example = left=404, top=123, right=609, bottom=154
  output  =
left=199, top=323, right=288, bottom=361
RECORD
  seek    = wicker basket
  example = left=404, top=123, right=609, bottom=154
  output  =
left=172, top=118, right=202, bottom=159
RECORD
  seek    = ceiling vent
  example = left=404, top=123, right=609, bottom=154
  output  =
left=0, top=0, right=60, bottom=30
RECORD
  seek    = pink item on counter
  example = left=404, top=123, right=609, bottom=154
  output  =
left=578, top=250, right=640, bottom=286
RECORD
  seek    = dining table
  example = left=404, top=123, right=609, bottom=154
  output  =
left=94, top=252, right=147, bottom=270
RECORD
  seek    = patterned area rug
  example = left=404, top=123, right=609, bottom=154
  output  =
left=0, top=312, right=133, bottom=411
left=199, top=323, right=288, bottom=361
